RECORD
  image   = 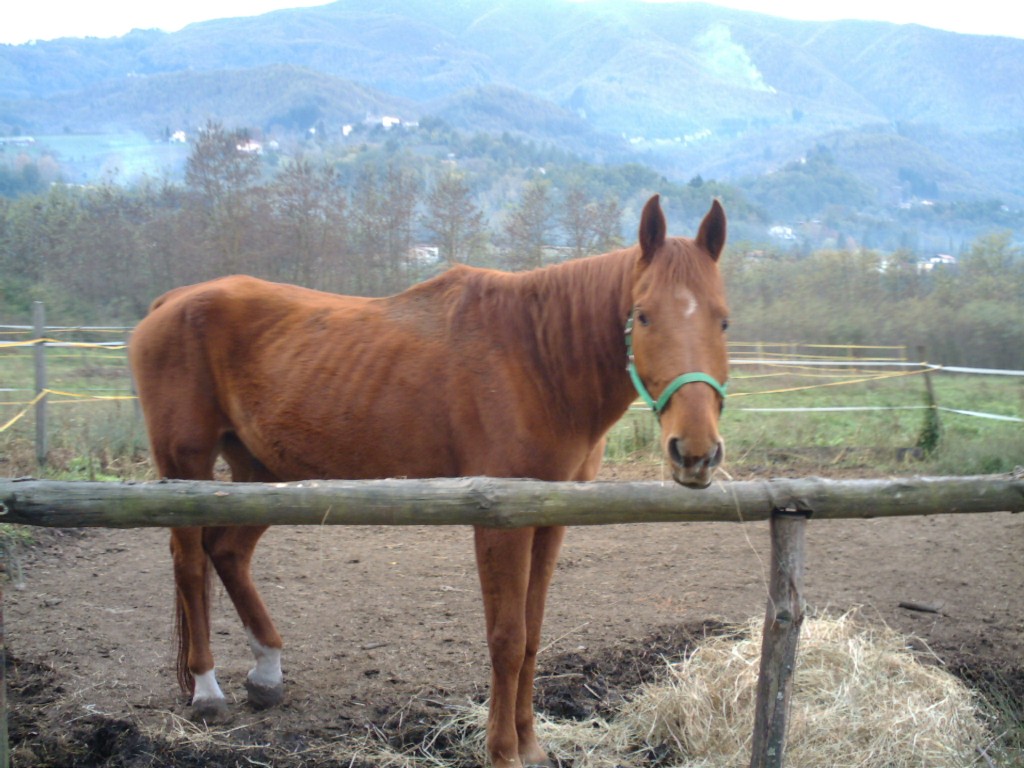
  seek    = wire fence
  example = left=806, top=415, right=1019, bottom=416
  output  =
left=725, top=360, right=1024, bottom=423
left=2, top=327, right=1023, bottom=442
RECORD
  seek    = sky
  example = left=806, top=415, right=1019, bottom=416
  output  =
left=2, top=0, right=1022, bottom=46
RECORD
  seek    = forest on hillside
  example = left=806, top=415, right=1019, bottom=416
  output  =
left=2, top=123, right=1021, bottom=369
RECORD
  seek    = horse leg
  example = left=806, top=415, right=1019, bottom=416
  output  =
left=142, top=423, right=232, bottom=724
left=202, top=526, right=284, bottom=709
left=514, top=525, right=565, bottom=768
left=475, top=526, right=534, bottom=768
left=169, top=526, right=232, bottom=723
left=203, top=434, right=285, bottom=710
left=504, top=442, right=603, bottom=762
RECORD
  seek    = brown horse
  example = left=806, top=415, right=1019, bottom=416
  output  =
left=129, top=194, right=729, bottom=768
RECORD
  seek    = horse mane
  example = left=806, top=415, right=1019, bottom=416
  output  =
left=388, top=249, right=639, bottom=433
left=444, top=248, right=631, bottom=345
left=408, top=238, right=720, bottom=375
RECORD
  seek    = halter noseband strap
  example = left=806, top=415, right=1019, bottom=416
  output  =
left=624, top=310, right=728, bottom=415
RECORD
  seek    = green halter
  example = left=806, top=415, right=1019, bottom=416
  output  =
left=624, top=309, right=728, bottom=415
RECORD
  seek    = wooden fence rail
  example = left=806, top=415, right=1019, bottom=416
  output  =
left=2, top=474, right=1022, bottom=529
left=0, top=473, right=1021, bottom=768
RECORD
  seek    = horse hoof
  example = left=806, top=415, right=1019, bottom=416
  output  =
left=245, top=677, right=285, bottom=710
left=520, top=747, right=555, bottom=767
left=191, top=696, right=233, bottom=725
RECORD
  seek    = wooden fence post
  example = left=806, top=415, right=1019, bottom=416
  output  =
left=126, top=330, right=142, bottom=423
left=32, top=302, right=47, bottom=468
left=916, top=345, right=941, bottom=455
left=917, top=346, right=938, bottom=405
left=749, top=508, right=810, bottom=768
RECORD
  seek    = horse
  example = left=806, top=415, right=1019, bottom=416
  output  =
left=128, top=194, right=729, bottom=768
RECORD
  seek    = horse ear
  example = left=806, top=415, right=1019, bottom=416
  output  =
left=638, top=194, right=666, bottom=263
left=696, top=199, right=727, bottom=262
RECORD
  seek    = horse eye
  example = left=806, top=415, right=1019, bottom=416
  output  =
left=637, top=312, right=650, bottom=327
left=721, top=319, right=730, bottom=332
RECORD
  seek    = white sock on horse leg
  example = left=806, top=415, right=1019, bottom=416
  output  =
left=245, top=627, right=283, bottom=687
left=192, top=669, right=225, bottom=702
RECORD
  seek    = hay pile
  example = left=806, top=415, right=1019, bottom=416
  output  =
left=617, top=613, right=990, bottom=767
left=367, top=613, right=990, bottom=768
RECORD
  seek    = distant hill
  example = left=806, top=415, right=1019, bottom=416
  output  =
left=4, top=64, right=412, bottom=136
left=2, top=0, right=1023, bottom=211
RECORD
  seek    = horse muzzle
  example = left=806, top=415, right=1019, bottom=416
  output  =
left=666, top=436, right=725, bottom=489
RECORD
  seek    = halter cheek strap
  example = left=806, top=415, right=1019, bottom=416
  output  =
left=624, top=310, right=728, bottom=415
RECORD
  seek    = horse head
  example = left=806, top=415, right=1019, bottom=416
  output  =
left=628, top=194, right=729, bottom=488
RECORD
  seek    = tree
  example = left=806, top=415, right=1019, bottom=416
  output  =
left=349, top=165, right=387, bottom=295
left=879, top=247, right=924, bottom=302
left=591, top=197, right=624, bottom=253
left=381, top=163, right=420, bottom=290
left=0, top=157, right=48, bottom=198
left=560, top=184, right=623, bottom=258
left=184, top=120, right=262, bottom=276
left=185, top=121, right=262, bottom=207
left=266, top=157, right=349, bottom=289
left=560, top=185, right=593, bottom=259
left=73, top=182, right=156, bottom=317
left=423, top=169, right=486, bottom=266
left=960, top=230, right=1023, bottom=303
left=502, top=179, right=551, bottom=270
left=4, top=185, right=82, bottom=301
left=348, top=163, right=421, bottom=295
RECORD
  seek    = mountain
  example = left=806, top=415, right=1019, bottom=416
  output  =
left=4, top=64, right=412, bottom=136
left=2, top=0, right=1023, bottom=211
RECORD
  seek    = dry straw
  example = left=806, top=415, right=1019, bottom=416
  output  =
left=616, top=612, right=990, bottom=768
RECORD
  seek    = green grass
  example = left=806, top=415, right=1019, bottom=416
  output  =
left=1, top=337, right=147, bottom=479
left=607, top=364, right=1024, bottom=477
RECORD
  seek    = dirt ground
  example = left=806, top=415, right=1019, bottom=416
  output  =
left=5, top=463, right=1023, bottom=767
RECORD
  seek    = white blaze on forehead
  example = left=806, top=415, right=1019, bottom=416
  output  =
left=676, top=286, right=699, bottom=319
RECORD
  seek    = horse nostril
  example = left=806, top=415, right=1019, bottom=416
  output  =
left=668, top=437, right=703, bottom=469
left=709, top=440, right=725, bottom=469
left=668, top=437, right=685, bottom=467
left=668, top=438, right=724, bottom=470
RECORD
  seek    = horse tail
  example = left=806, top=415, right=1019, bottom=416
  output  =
left=174, top=551, right=213, bottom=696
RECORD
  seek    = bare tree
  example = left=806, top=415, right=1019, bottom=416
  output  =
left=184, top=120, right=262, bottom=276
left=560, top=184, right=593, bottom=259
left=423, top=169, right=487, bottom=266
left=185, top=121, right=262, bottom=207
left=561, top=184, right=623, bottom=258
left=382, top=163, right=420, bottom=291
left=501, top=179, right=551, bottom=270
left=266, top=156, right=348, bottom=289
left=348, top=163, right=420, bottom=295
left=591, top=196, right=624, bottom=254
left=348, top=165, right=386, bottom=295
